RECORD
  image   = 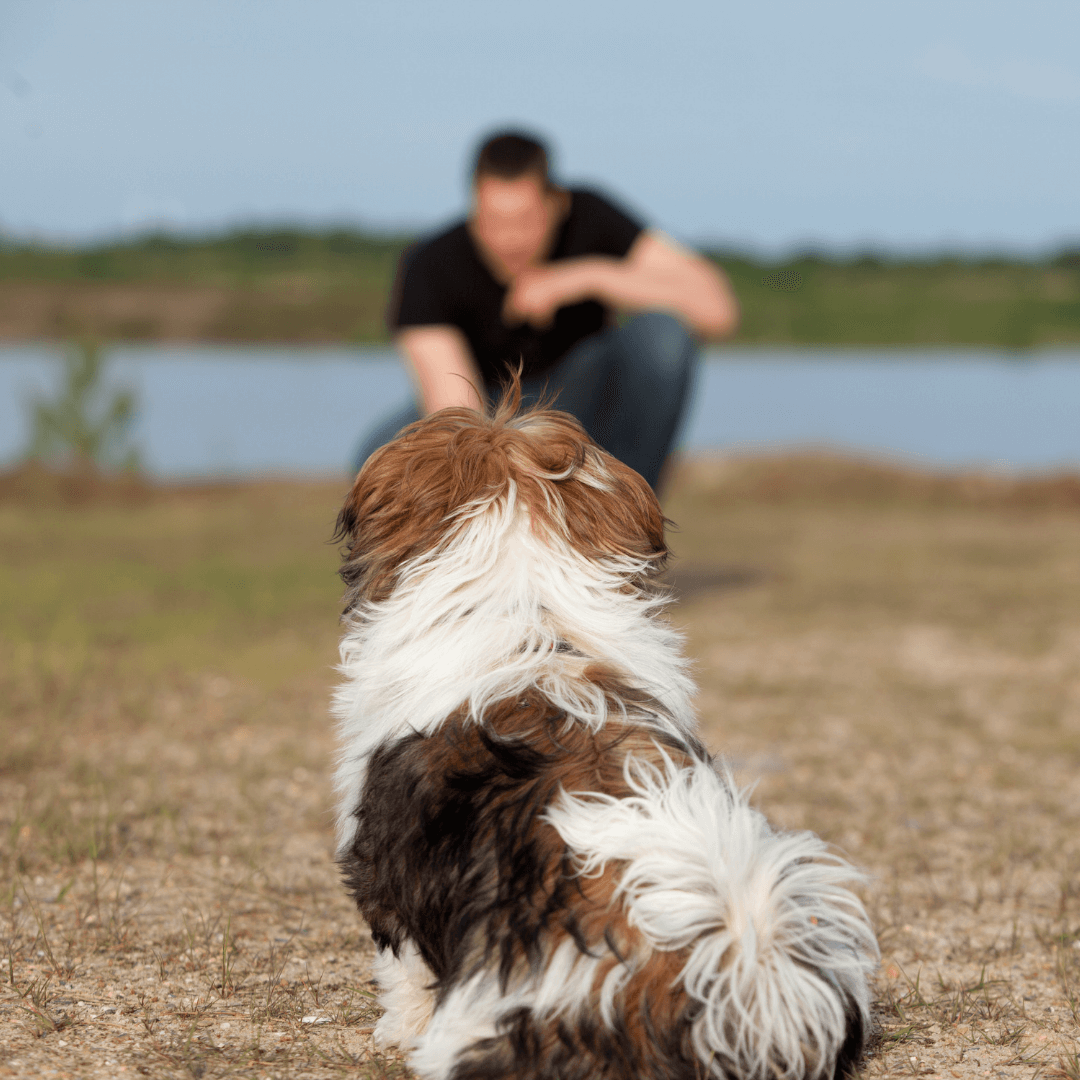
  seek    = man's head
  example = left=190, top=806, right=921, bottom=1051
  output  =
left=473, top=132, right=552, bottom=188
left=469, top=131, right=566, bottom=280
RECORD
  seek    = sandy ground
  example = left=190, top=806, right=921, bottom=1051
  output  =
left=2, top=457, right=1079, bottom=1079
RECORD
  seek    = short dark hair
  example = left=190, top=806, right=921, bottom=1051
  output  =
left=472, top=131, right=552, bottom=186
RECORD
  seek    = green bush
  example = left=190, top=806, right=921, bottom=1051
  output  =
left=26, top=341, right=140, bottom=473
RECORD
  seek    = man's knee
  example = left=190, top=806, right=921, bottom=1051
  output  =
left=619, top=312, right=697, bottom=382
left=353, top=400, right=421, bottom=474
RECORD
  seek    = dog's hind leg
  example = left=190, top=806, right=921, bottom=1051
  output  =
left=371, top=940, right=437, bottom=1050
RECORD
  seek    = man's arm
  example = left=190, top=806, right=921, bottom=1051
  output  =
left=396, top=325, right=485, bottom=414
left=505, top=230, right=739, bottom=339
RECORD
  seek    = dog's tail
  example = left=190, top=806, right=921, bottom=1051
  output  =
left=547, top=754, right=878, bottom=1080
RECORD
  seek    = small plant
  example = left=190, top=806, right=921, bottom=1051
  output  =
left=13, top=972, right=69, bottom=1036
left=218, top=913, right=238, bottom=997
left=26, top=339, right=140, bottom=472
left=137, top=990, right=159, bottom=1035
left=20, top=881, right=72, bottom=979
left=1052, top=1051, right=1080, bottom=1080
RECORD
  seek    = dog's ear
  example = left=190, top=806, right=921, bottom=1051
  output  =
left=332, top=476, right=374, bottom=608
left=507, top=409, right=670, bottom=574
left=565, top=450, right=669, bottom=571
left=334, top=406, right=506, bottom=609
left=333, top=494, right=361, bottom=553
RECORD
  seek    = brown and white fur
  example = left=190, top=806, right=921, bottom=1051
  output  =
left=332, top=392, right=878, bottom=1080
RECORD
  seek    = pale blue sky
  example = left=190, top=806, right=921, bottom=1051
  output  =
left=2, top=0, right=1078, bottom=253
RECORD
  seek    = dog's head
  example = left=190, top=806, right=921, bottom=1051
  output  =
left=335, top=390, right=668, bottom=611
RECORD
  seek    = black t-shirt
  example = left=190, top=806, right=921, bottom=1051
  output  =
left=389, top=188, right=644, bottom=385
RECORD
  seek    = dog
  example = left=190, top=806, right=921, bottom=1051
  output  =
left=331, top=392, right=878, bottom=1080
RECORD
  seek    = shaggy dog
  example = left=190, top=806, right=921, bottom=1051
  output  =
left=332, top=394, right=877, bottom=1080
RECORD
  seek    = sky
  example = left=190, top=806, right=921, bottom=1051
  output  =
left=1, top=0, right=1078, bottom=254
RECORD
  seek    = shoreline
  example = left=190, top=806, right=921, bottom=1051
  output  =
left=5, top=451, right=1080, bottom=510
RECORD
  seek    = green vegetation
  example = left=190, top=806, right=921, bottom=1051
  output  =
left=0, top=228, right=409, bottom=290
left=1, top=228, right=1079, bottom=347
left=0, top=229, right=410, bottom=343
left=0, top=480, right=344, bottom=700
left=720, top=250, right=1080, bottom=349
left=25, top=340, right=140, bottom=472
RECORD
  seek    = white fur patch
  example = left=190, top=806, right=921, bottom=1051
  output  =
left=406, top=936, right=627, bottom=1080
left=546, top=753, right=879, bottom=1079
left=371, top=942, right=437, bottom=1050
left=406, top=970, right=506, bottom=1080
left=333, top=490, right=694, bottom=850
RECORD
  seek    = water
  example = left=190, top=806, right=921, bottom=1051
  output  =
left=2, top=344, right=1079, bottom=478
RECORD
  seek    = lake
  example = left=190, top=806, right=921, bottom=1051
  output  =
left=2, top=344, right=1079, bottom=478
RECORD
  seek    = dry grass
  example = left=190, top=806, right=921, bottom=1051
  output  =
left=2, top=456, right=1079, bottom=1078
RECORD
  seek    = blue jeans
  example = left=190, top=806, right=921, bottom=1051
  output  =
left=353, top=312, right=698, bottom=491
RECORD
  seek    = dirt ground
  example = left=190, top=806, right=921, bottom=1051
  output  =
left=1, top=456, right=1079, bottom=1079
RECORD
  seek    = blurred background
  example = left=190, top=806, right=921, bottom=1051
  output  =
left=2, top=0, right=1079, bottom=477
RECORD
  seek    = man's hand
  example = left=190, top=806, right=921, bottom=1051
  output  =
left=501, top=232, right=739, bottom=339
left=503, top=264, right=585, bottom=329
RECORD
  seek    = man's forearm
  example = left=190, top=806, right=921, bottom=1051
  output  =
left=396, top=327, right=485, bottom=414
left=559, top=255, right=737, bottom=339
